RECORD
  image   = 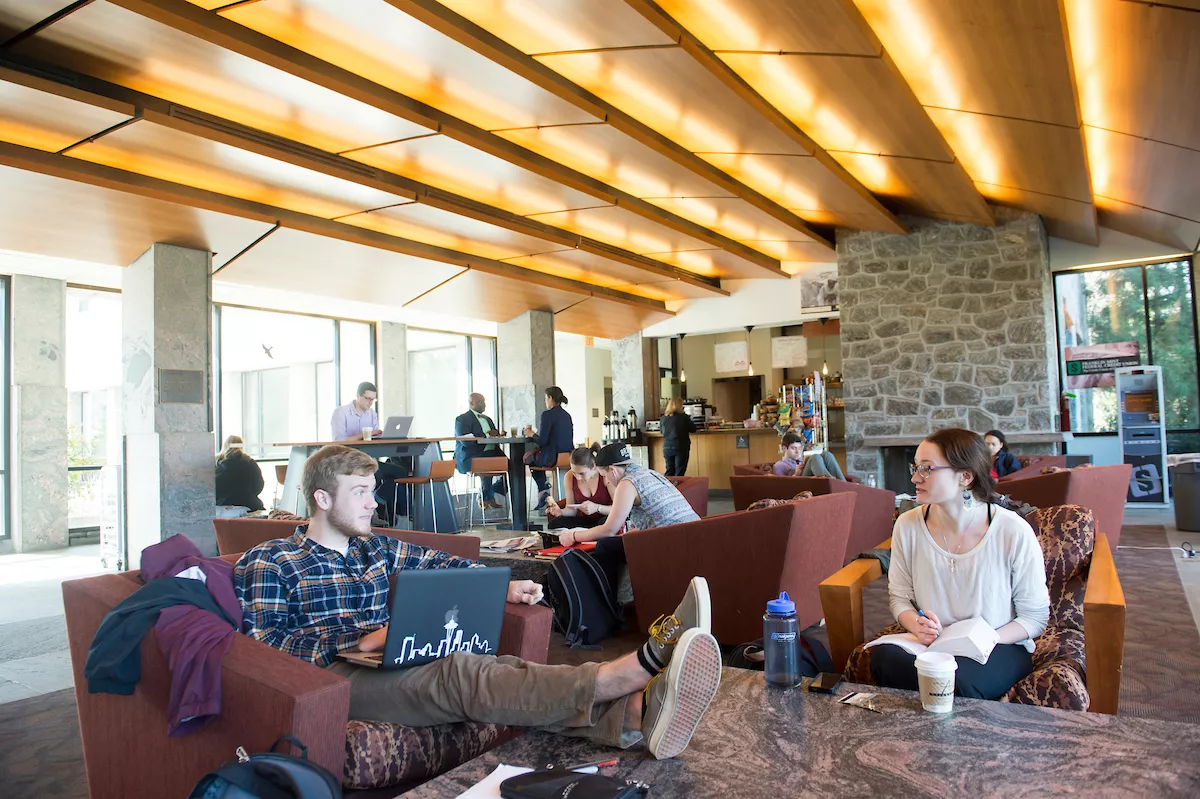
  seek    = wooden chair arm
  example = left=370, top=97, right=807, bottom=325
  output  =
left=819, top=540, right=890, bottom=672
left=1084, top=532, right=1126, bottom=715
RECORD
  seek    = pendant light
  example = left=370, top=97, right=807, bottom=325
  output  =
left=820, top=318, right=830, bottom=376
left=678, top=332, right=687, bottom=387
left=745, top=325, right=754, bottom=376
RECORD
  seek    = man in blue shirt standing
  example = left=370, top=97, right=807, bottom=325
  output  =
left=331, top=381, right=405, bottom=523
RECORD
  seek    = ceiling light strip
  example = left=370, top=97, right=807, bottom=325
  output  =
left=0, top=0, right=98, bottom=50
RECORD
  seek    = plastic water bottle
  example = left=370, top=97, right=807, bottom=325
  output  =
left=763, top=592, right=801, bottom=687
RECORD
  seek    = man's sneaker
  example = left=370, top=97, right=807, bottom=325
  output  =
left=638, top=576, right=711, bottom=675
left=642, top=627, right=722, bottom=759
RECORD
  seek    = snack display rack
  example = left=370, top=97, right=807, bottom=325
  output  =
left=777, top=373, right=828, bottom=450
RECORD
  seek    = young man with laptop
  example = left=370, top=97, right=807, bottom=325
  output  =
left=235, top=444, right=722, bottom=759
left=330, top=381, right=411, bottom=524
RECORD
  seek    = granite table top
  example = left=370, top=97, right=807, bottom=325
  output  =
left=404, top=667, right=1200, bottom=798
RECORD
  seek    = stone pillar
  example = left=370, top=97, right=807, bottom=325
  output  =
left=377, top=321, right=407, bottom=418
left=6, top=276, right=68, bottom=553
left=836, top=209, right=1057, bottom=483
left=613, top=331, right=655, bottom=424
left=497, top=310, right=554, bottom=430
left=123, top=244, right=215, bottom=563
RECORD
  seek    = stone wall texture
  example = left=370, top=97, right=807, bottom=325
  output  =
left=498, top=310, right=555, bottom=432
left=837, top=209, right=1058, bottom=477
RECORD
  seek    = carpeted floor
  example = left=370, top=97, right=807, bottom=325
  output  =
left=3, top=523, right=1199, bottom=798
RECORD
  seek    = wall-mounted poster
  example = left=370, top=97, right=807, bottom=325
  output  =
left=1064, top=342, right=1141, bottom=388
left=714, top=340, right=749, bottom=373
left=771, top=335, right=808, bottom=368
left=800, top=267, right=838, bottom=308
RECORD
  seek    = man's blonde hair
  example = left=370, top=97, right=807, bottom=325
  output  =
left=301, top=445, right=377, bottom=515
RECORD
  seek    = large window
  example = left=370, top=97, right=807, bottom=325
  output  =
left=66, top=287, right=121, bottom=533
left=1055, top=257, right=1199, bottom=434
left=0, top=278, right=8, bottom=539
left=407, top=329, right=497, bottom=438
left=216, top=307, right=375, bottom=507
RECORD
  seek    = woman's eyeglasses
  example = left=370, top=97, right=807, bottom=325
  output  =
left=909, top=463, right=955, bottom=479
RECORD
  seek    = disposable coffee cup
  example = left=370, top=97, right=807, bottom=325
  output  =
left=510, top=426, right=518, bottom=437
left=362, top=426, right=373, bottom=441
left=914, top=652, right=957, bottom=713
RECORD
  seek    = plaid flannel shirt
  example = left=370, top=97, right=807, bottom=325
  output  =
left=235, top=526, right=481, bottom=667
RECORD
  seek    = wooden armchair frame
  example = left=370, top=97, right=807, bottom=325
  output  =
left=818, top=533, right=1126, bottom=714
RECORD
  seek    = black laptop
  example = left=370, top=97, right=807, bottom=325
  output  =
left=339, top=566, right=510, bottom=669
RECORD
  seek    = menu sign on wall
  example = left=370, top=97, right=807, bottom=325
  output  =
left=714, top=340, right=749, bottom=373
left=771, top=335, right=808, bottom=368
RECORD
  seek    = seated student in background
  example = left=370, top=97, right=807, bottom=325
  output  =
left=330, top=381, right=406, bottom=524
left=454, top=392, right=507, bottom=510
left=773, top=432, right=846, bottom=480
left=523, top=386, right=574, bottom=511
left=215, top=435, right=265, bottom=512
left=235, top=444, right=722, bottom=760
left=558, top=443, right=700, bottom=590
left=984, top=429, right=1022, bottom=478
left=870, top=428, right=1050, bottom=700
left=546, top=444, right=612, bottom=530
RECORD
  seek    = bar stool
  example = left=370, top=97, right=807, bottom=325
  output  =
left=392, top=459, right=459, bottom=532
left=272, top=463, right=287, bottom=510
left=529, top=451, right=572, bottom=510
left=468, top=456, right=512, bottom=528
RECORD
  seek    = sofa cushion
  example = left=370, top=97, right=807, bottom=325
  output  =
left=344, top=720, right=517, bottom=790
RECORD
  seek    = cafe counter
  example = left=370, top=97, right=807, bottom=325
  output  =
left=646, top=427, right=782, bottom=491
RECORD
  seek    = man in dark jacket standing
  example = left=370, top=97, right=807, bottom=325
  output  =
left=454, top=393, right=507, bottom=509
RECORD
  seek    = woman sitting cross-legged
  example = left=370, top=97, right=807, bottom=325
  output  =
left=772, top=431, right=846, bottom=480
left=870, top=427, right=1050, bottom=700
left=546, top=444, right=613, bottom=530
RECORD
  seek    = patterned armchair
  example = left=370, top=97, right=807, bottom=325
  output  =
left=819, top=505, right=1126, bottom=713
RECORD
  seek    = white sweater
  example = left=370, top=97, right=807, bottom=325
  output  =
left=888, top=504, right=1051, bottom=651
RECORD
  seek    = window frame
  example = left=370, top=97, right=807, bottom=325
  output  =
left=1052, top=254, right=1200, bottom=437
left=406, top=326, right=499, bottom=425
left=0, top=276, right=9, bottom=540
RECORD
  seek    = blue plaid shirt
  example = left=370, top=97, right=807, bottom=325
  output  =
left=235, top=526, right=480, bottom=667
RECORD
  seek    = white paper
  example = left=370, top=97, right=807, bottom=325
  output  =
left=714, top=340, right=749, bottom=373
left=455, top=764, right=532, bottom=798
left=771, top=335, right=808, bottom=368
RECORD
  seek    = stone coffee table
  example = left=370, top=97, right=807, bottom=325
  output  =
left=404, top=667, right=1200, bottom=797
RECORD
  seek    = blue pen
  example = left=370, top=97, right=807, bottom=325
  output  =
left=917, top=609, right=940, bottom=639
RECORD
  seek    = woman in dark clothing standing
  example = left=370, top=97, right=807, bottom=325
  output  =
left=523, top=386, right=574, bottom=510
left=214, top=435, right=265, bottom=511
left=659, top=397, right=696, bottom=477
left=984, top=429, right=1022, bottom=478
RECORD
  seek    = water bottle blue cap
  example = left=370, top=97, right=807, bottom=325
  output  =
left=766, top=591, right=795, bottom=615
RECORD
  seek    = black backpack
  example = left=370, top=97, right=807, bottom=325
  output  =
left=546, top=548, right=622, bottom=647
left=188, top=737, right=341, bottom=799
left=729, top=635, right=833, bottom=678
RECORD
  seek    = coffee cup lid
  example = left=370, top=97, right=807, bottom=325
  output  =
left=914, top=652, right=957, bottom=672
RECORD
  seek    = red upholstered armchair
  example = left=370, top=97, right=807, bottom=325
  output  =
left=666, top=475, right=709, bottom=517
left=996, top=464, right=1133, bottom=547
left=999, top=455, right=1067, bottom=482
left=732, top=462, right=862, bottom=483
left=730, top=475, right=894, bottom=564
left=819, top=505, right=1125, bottom=714
left=64, top=528, right=552, bottom=797
left=624, top=493, right=855, bottom=645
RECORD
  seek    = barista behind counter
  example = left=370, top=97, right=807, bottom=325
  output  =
left=646, top=425, right=782, bottom=491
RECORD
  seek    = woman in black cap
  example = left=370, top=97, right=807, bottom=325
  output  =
left=558, top=442, right=700, bottom=588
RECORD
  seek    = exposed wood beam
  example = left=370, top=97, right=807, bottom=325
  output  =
left=621, top=0, right=906, bottom=235
left=0, top=52, right=725, bottom=297
left=386, top=0, right=836, bottom=247
left=102, top=0, right=787, bottom=274
left=0, top=139, right=672, bottom=314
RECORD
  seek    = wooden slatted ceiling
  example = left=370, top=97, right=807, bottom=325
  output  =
left=88, top=0, right=790, bottom=275
left=554, top=295, right=674, bottom=340
left=502, top=250, right=726, bottom=301
left=426, top=0, right=903, bottom=235
left=654, top=0, right=990, bottom=225
left=0, top=163, right=276, bottom=267
left=215, top=226, right=466, bottom=306
left=207, top=0, right=818, bottom=261
left=8, top=1, right=434, bottom=153
left=0, top=80, right=132, bottom=152
left=1065, top=0, right=1200, bottom=251
left=852, top=0, right=1097, bottom=244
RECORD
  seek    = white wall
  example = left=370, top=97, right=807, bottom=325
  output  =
left=1049, top=228, right=1189, bottom=272
left=644, top=271, right=838, bottom=337
left=584, top=346, right=612, bottom=445
left=554, top=332, right=589, bottom=448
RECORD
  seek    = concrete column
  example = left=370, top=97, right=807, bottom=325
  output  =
left=377, top=321, right=407, bottom=418
left=6, top=276, right=68, bottom=553
left=497, top=310, right=554, bottom=430
left=123, top=244, right=215, bottom=563
left=613, top=331, right=655, bottom=424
